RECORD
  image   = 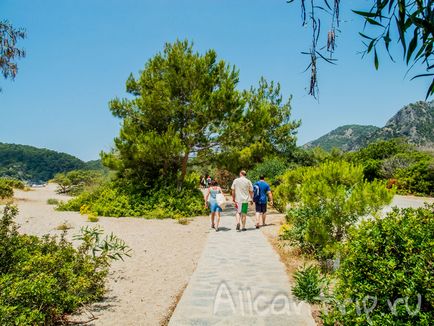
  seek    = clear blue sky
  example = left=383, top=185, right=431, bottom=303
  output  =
left=1, top=0, right=430, bottom=161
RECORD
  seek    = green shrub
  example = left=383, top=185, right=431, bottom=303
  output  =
left=348, top=139, right=434, bottom=196
left=247, top=157, right=288, bottom=185
left=396, top=159, right=434, bottom=196
left=51, top=170, right=104, bottom=196
left=212, top=169, right=236, bottom=191
left=323, top=204, right=434, bottom=325
left=47, top=198, right=59, bottom=205
left=351, top=138, right=410, bottom=163
left=58, top=180, right=207, bottom=218
left=0, top=181, right=13, bottom=200
left=0, top=205, right=130, bottom=325
left=278, top=161, right=394, bottom=259
left=0, top=178, right=25, bottom=190
left=273, top=166, right=307, bottom=212
left=292, top=265, right=328, bottom=304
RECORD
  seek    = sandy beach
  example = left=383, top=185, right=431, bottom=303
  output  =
left=8, top=184, right=210, bottom=326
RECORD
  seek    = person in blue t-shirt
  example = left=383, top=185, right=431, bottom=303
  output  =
left=253, top=175, right=273, bottom=229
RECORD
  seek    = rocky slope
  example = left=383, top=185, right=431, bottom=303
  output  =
left=304, top=101, right=434, bottom=151
left=304, top=125, right=380, bottom=151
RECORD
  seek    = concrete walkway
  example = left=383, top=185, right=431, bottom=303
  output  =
left=169, top=203, right=316, bottom=325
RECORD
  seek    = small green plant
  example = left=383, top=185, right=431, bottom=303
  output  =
left=292, top=265, right=328, bottom=304
left=47, top=198, right=59, bottom=205
left=55, top=222, right=72, bottom=231
left=177, top=217, right=190, bottom=225
left=87, top=213, right=99, bottom=223
left=0, top=204, right=130, bottom=325
left=74, top=226, right=132, bottom=261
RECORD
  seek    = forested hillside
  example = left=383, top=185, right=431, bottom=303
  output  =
left=303, top=125, right=380, bottom=151
left=0, top=143, right=99, bottom=182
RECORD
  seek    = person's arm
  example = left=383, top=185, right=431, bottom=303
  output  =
left=268, top=190, right=273, bottom=206
left=231, top=181, right=236, bottom=203
left=204, top=189, right=210, bottom=207
left=249, top=182, right=254, bottom=203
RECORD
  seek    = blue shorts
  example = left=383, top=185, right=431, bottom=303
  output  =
left=209, top=202, right=222, bottom=213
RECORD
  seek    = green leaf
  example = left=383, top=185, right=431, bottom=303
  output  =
left=367, top=39, right=375, bottom=53
left=365, top=17, right=384, bottom=27
left=352, top=10, right=379, bottom=18
left=396, top=16, right=407, bottom=55
left=406, top=28, right=419, bottom=64
left=374, top=49, right=379, bottom=70
left=359, top=32, right=374, bottom=40
left=426, top=79, right=434, bottom=99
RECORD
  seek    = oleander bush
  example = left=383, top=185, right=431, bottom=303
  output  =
left=0, top=205, right=130, bottom=325
left=323, top=204, right=434, bottom=325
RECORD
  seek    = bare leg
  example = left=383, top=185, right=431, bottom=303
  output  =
left=211, top=212, right=215, bottom=228
left=236, top=212, right=241, bottom=224
left=215, top=212, right=221, bottom=230
left=255, top=212, right=261, bottom=226
left=241, top=214, right=247, bottom=229
left=262, top=213, right=267, bottom=226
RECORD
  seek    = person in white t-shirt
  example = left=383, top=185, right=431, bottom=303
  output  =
left=231, top=170, right=253, bottom=231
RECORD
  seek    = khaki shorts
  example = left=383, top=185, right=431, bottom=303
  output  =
left=236, top=202, right=249, bottom=214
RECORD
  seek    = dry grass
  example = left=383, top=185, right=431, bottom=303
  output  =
left=259, top=210, right=322, bottom=324
left=159, top=283, right=187, bottom=326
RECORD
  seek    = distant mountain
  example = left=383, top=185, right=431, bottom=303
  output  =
left=304, top=125, right=380, bottom=151
left=366, top=101, right=434, bottom=148
left=0, top=143, right=103, bottom=182
left=304, top=101, right=434, bottom=151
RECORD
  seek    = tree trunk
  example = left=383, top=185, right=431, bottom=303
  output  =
left=178, top=150, right=189, bottom=189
